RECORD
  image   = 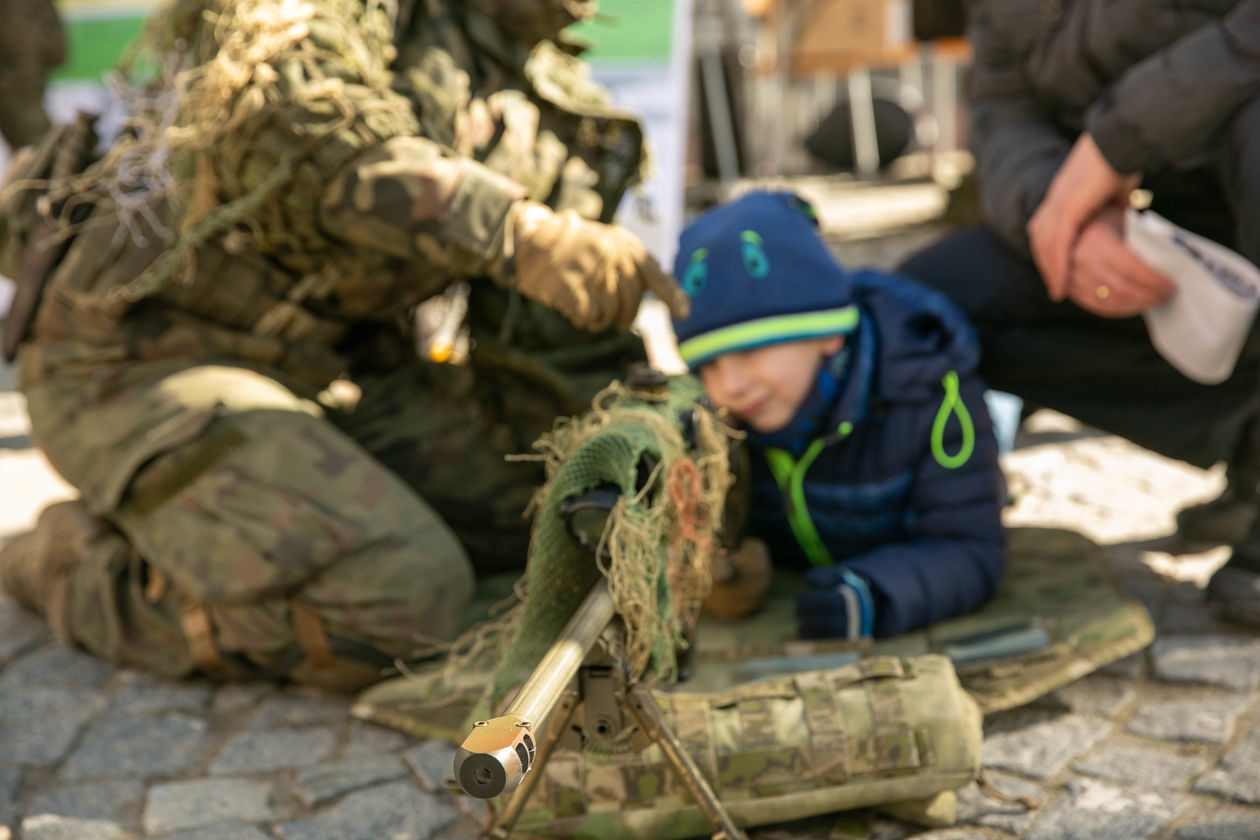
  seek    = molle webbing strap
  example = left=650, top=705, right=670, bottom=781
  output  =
left=735, top=697, right=778, bottom=751
left=795, top=670, right=850, bottom=783
left=863, top=660, right=910, bottom=732
left=180, top=602, right=226, bottom=672
left=849, top=658, right=922, bottom=775
left=671, top=695, right=718, bottom=787
left=121, top=426, right=248, bottom=518
left=290, top=598, right=337, bottom=670
left=143, top=567, right=168, bottom=603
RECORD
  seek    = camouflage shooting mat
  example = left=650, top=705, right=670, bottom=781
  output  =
left=683, top=526, right=1155, bottom=714
left=353, top=525, right=1154, bottom=738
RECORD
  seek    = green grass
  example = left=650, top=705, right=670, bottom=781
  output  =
left=48, top=0, right=677, bottom=84
left=52, top=14, right=146, bottom=81
left=573, top=0, right=678, bottom=61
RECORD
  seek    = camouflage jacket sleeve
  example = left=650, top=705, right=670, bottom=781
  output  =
left=318, top=136, right=528, bottom=280
left=192, top=0, right=528, bottom=286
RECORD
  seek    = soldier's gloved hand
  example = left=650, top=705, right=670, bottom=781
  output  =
left=506, top=200, right=690, bottom=332
left=795, top=565, right=876, bottom=640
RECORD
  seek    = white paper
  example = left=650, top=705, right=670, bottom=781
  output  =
left=1128, top=208, right=1260, bottom=385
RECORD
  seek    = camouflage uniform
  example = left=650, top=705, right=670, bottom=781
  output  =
left=1, top=0, right=654, bottom=687
left=0, top=0, right=64, bottom=149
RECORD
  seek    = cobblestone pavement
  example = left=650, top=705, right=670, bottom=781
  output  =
left=5, top=178, right=1260, bottom=840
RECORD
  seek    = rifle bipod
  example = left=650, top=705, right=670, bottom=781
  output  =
left=454, top=580, right=748, bottom=840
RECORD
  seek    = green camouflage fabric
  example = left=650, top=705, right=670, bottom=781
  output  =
left=0, top=0, right=651, bottom=685
left=685, top=526, right=1155, bottom=714
left=356, top=526, right=1153, bottom=729
left=490, top=374, right=727, bottom=704
left=354, top=525, right=1149, bottom=835
left=516, top=654, right=980, bottom=840
left=360, top=654, right=981, bottom=839
left=0, top=0, right=64, bottom=149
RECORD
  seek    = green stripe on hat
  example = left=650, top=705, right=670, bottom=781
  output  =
left=677, top=306, right=860, bottom=367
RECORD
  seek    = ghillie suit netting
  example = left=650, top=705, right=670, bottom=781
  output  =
left=447, top=375, right=737, bottom=711
left=0, top=0, right=415, bottom=311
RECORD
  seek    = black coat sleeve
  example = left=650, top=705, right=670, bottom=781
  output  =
left=967, top=0, right=1072, bottom=255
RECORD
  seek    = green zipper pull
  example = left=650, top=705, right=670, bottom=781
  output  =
left=931, top=370, right=975, bottom=469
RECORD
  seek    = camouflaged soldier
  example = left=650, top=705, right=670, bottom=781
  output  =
left=0, top=0, right=64, bottom=149
left=0, top=0, right=688, bottom=690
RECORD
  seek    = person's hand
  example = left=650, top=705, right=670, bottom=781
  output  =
left=507, top=201, right=690, bottom=332
left=1064, top=205, right=1174, bottom=318
left=795, top=565, right=875, bottom=640
left=1028, top=133, right=1141, bottom=301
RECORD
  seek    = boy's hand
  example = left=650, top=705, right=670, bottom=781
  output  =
left=507, top=201, right=690, bottom=332
left=795, top=565, right=875, bottom=639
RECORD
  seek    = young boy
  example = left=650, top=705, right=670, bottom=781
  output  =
left=672, top=191, right=1007, bottom=639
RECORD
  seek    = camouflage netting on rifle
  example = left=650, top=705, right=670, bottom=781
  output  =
left=482, top=374, right=736, bottom=704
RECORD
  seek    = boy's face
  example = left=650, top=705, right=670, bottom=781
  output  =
left=697, top=336, right=845, bottom=433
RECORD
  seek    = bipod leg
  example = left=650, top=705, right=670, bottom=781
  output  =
left=485, top=689, right=579, bottom=840
left=626, top=683, right=748, bottom=840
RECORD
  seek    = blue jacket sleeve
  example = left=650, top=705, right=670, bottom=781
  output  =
left=840, top=373, right=1008, bottom=637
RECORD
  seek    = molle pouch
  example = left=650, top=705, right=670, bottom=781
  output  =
left=514, top=654, right=981, bottom=840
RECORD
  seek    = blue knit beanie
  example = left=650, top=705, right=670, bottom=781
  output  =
left=671, top=191, right=858, bottom=368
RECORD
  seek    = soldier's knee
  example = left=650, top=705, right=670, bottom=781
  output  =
left=303, top=517, right=474, bottom=653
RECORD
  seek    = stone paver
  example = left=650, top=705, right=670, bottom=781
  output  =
left=274, top=781, right=459, bottom=840
left=22, top=780, right=144, bottom=840
left=107, top=678, right=213, bottom=715
left=142, top=779, right=280, bottom=835
left=1047, top=675, right=1137, bottom=718
left=0, top=646, right=115, bottom=688
left=26, top=780, right=145, bottom=821
left=980, top=714, right=1113, bottom=780
left=248, top=694, right=349, bottom=729
left=1125, top=693, right=1251, bottom=743
left=1175, top=809, right=1260, bottom=839
left=0, top=604, right=47, bottom=660
left=155, top=825, right=273, bottom=840
left=61, top=715, right=213, bottom=781
left=405, top=741, right=458, bottom=792
left=954, top=771, right=1042, bottom=835
left=19, top=814, right=129, bottom=840
left=1192, top=724, right=1260, bottom=804
left=1024, top=779, right=1189, bottom=840
left=293, top=755, right=409, bottom=807
left=0, top=767, right=21, bottom=828
left=209, top=683, right=273, bottom=715
left=343, top=720, right=413, bottom=757
left=5, top=182, right=1260, bottom=840
left=1072, top=743, right=1206, bottom=789
left=208, top=727, right=338, bottom=775
left=0, top=686, right=107, bottom=766
left=1151, top=635, right=1260, bottom=691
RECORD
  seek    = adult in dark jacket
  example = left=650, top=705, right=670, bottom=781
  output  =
left=897, top=0, right=1260, bottom=623
left=673, top=191, right=1007, bottom=639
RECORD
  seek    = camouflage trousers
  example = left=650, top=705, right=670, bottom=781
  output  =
left=11, top=344, right=632, bottom=689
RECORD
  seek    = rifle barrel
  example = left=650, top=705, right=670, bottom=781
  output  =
left=454, top=579, right=615, bottom=798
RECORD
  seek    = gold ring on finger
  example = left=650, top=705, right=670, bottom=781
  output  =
left=1095, top=285, right=1111, bottom=300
